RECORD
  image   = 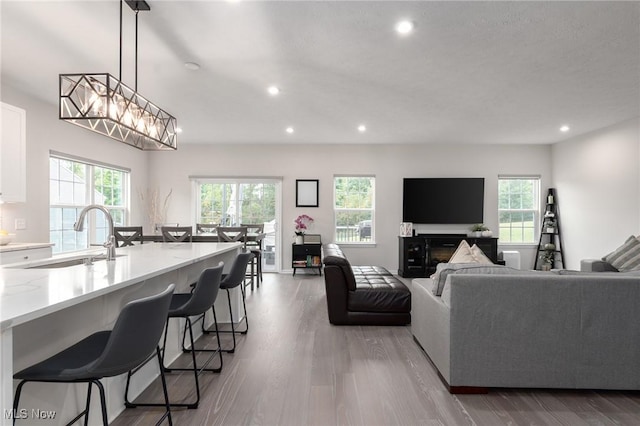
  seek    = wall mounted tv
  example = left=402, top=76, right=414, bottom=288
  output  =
left=403, top=178, right=484, bottom=224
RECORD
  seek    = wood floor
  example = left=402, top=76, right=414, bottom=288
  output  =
left=113, top=273, right=640, bottom=426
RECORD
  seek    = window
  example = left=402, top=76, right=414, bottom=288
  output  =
left=194, top=178, right=280, bottom=272
left=196, top=181, right=276, bottom=226
left=50, top=154, right=129, bottom=253
left=498, top=177, right=540, bottom=243
left=334, top=176, right=375, bottom=244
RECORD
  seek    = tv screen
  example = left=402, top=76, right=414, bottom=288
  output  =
left=403, top=178, right=484, bottom=224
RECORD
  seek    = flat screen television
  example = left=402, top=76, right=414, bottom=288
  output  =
left=403, top=178, right=484, bottom=224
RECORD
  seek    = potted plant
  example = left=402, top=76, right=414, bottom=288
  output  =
left=469, top=223, right=489, bottom=238
left=294, top=214, right=314, bottom=244
left=540, top=245, right=556, bottom=270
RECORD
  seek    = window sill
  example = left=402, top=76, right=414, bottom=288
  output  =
left=335, top=242, right=377, bottom=248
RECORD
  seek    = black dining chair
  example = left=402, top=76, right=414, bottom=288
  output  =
left=126, top=264, right=224, bottom=409
left=161, top=226, right=193, bottom=243
left=13, top=284, right=175, bottom=426
left=114, top=226, right=144, bottom=247
left=201, top=252, right=253, bottom=353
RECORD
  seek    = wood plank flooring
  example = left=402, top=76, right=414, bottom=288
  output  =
left=113, top=273, right=640, bottom=426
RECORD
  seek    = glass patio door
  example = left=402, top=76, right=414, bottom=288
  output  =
left=195, top=178, right=281, bottom=272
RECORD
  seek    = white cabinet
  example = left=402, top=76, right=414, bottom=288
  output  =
left=0, top=246, right=53, bottom=265
left=0, top=102, right=26, bottom=203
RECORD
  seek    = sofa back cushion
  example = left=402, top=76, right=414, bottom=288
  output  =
left=432, top=263, right=528, bottom=296
left=323, top=243, right=357, bottom=291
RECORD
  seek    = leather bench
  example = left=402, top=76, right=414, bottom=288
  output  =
left=323, top=243, right=411, bottom=325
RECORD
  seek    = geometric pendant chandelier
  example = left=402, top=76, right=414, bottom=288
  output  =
left=59, top=1, right=177, bottom=150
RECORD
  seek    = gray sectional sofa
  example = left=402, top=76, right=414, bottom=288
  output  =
left=412, top=264, right=640, bottom=393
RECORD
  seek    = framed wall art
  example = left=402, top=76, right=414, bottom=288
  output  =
left=296, top=179, right=319, bottom=207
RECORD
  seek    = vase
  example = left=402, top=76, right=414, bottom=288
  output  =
left=295, top=235, right=304, bottom=244
left=481, top=230, right=493, bottom=237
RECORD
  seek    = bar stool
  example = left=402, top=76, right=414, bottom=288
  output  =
left=126, top=264, right=224, bottom=409
left=241, top=223, right=264, bottom=286
left=13, top=284, right=175, bottom=426
left=201, top=252, right=253, bottom=353
left=216, top=226, right=258, bottom=289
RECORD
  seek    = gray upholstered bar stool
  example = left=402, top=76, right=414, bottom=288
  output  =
left=126, top=264, right=224, bottom=409
left=201, top=252, right=253, bottom=353
left=12, top=284, right=175, bottom=426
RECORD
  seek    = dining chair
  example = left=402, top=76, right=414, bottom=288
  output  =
left=241, top=223, right=264, bottom=286
left=114, top=226, right=144, bottom=247
left=13, top=284, right=175, bottom=426
left=161, top=226, right=193, bottom=242
left=196, top=223, right=218, bottom=234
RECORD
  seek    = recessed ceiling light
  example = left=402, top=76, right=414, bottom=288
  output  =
left=286, top=127, right=294, bottom=134
left=184, top=62, right=200, bottom=71
left=560, top=125, right=570, bottom=132
left=176, top=127, right=183, bottom=134
left=267, top=86, right=280, bottom=96
left=358, top=125, right=367, bottom=133
left=396, top=20, right=414, bottom=35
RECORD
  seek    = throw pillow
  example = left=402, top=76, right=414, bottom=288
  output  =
left=470, top=244, right=493, bottom=264
left=602, top=235, right=640, bottom=272
left=448, top=240, right=475, bottom=263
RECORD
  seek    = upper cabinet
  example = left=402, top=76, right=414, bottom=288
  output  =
left=0, top=102, right=26, bottom=202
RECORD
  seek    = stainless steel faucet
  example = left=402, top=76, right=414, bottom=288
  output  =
left=74, top=204, right=117, bottom=261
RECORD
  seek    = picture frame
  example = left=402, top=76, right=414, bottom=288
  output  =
left=296, top=179, right=319, bottom=207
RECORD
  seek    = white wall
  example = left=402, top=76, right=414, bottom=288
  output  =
left=0, top=86, right=149, bottom=244
left=1, top=85, right=556, bottom=272
left=552, top=117, right=640, bottom=269
left=149, top=143, right=552, bottom=271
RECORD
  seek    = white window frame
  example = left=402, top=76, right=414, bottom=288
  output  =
left=498, top=175, right=540, bottom=244
left=333, top=175, right=376, bottom=245
left=49, top=152, right=130, bottom=254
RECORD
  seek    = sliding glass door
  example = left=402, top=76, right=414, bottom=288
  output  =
left=195, top=178, right=281, bottom=272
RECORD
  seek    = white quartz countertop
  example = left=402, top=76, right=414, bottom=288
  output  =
left=0, top=242, right=240, bottom=330
left=0, top=242, right=54, bottom=253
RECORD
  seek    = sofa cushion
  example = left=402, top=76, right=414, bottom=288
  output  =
left=433, top=263, right=527, bottom=297
left=348, top=276, right=411, bottom=313
left=603, top=235, right=640, bottom=272
left=352, top=266, right=393, bottom=276
left=440, top=268, right=550, bottom=306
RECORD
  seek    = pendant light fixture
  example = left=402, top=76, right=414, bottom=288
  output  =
left=59, top=0, right=178, bottom=150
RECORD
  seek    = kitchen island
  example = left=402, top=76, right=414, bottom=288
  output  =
left=0, top=242, right=241, bottom=425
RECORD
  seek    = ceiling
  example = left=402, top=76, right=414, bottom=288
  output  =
left=1, top=1, right=639, bottom=146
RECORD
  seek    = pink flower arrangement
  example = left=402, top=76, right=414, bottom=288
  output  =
left=294, top=214, right=314, bottom=235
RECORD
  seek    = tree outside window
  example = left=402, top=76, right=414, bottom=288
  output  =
left=50, top=156, right=128, bottom=253
left=334, top=176, right=375, bottom=243
left=498, top=177, right=539, bottom=243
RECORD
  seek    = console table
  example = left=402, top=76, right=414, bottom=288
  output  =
left=398, top=234, right=499, bottom=278
left=292, top=234, right=322, bottom=276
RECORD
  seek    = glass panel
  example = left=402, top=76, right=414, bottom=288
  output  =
left=50, top=155, right=129, bottom=253
left=334, top=176, right=375, bottom=243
